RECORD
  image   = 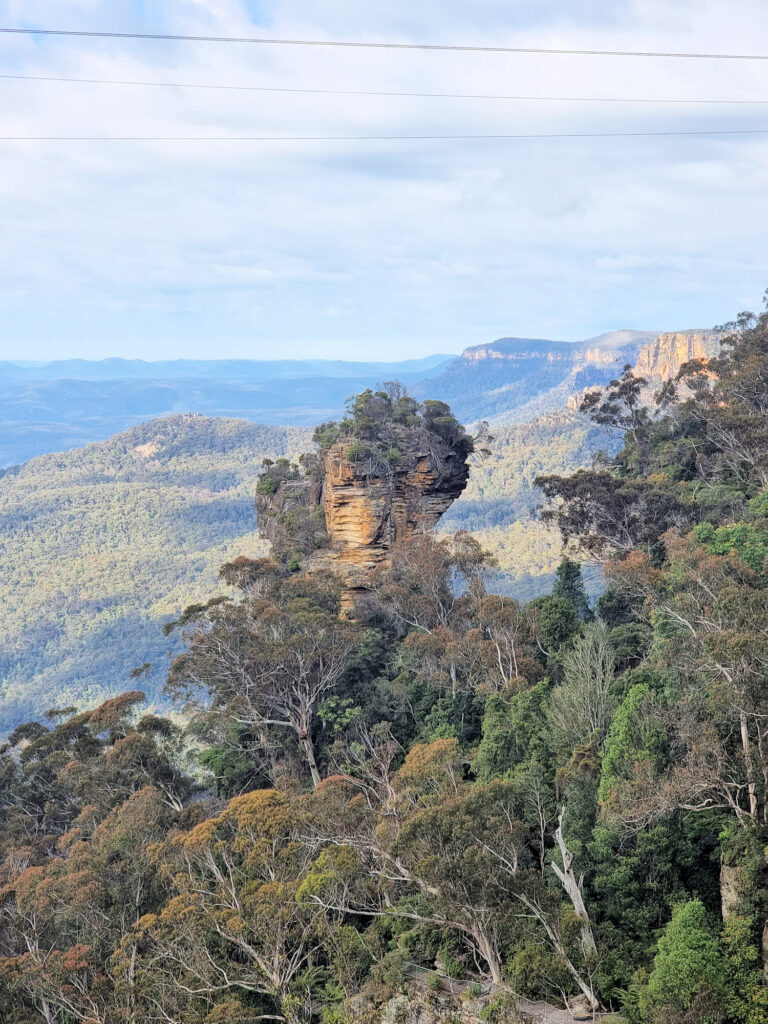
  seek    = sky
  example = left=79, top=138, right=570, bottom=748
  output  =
left=1, top=1, right=768, bottom=361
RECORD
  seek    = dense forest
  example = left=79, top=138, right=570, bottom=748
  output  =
left=0, top=409, right=605, bottom=733
left=2, top=305, right=768, bottom=1023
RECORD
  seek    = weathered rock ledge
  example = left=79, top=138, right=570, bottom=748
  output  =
left=256, top=431, right=469, bottom=614
left=350, top=986, right=615, bottom=1024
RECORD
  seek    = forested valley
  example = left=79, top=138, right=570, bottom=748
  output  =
left=2, top=304, right=768, bottom=1024
left=0, top=406, right=605, bottom=734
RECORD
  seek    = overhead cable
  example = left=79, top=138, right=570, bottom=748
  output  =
left=2, top=72, right=768, bottom=105
left=2, top=129, right=768, bottom=141
left=3, top=27, right=768, bottom=60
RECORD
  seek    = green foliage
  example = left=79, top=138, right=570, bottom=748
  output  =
left=747, top=486, right=768, bottom=520
left=474, top=680, right=551, bottom=781
left=256, top=456, right=300, bottom=494
left=318, top=696, right=363, bottom=734
left=589, top=819, right=721, bottom=1000
left=720, top=914, right=766, bottom=1024
left=598, top=681, right=668, bottom=806
left=552, top=557, right=593, bottom=620
left=536, top=595, right=581, bottom=654
left=692, top=521, right=768, bottom=572
left=311, top=385, right=475, bottom=473
left=642, top=900, right=725, bottom=1017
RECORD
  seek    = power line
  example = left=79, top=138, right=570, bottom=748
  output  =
left=3, top=26, right=768, bottom=60
left=2, top=129, right=768, bottom=141
left=3, top=72, right=768, bottom=105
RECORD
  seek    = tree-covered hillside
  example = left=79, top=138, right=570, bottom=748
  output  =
left=0, top=409, right=610, bottom=733
left=0, top=416, right=310, bottom=735
left=2, top=305, right=768, bottom=1022
left=443, top=412, right=618, bottom=596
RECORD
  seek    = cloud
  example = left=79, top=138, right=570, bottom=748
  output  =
left=0, top=0, right=767, bottom=359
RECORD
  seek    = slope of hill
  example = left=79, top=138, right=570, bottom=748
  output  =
left=0, top=415, right=310, bottom=735
left=413, top=330, right=659, bottom=423
left=442, top=411, right=618, bottom=598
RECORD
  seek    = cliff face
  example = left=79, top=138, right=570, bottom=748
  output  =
left=256, top=432, right=470, bottom=615
left=316, top=439, right=468, bottom=610
left=415, top=331, right=658, bottom=424
left=564, top=330, right=721, bottom=411
left=634, top=330, right=720, bottom=381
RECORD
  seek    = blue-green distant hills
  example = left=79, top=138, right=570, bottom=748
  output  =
left=0, top=333, right=660, bottom=467
left=0, top=355, right=452, bottom=467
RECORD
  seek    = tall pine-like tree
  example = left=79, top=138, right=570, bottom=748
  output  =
left=552, top=557, right=593, bottom=621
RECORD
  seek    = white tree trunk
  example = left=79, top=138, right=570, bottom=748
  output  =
left=551, top=806, right=597, bottom=956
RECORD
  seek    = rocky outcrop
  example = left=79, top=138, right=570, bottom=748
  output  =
left=256, top=431, right=470, bottom=615
left=564, top=330, right=722, bottom=412
left=720, top=862, right=742, bottom=921
left=634, top=330, right=720, bottom=381
left=314, top=439, right=468, bottom=611
left=351, top=988, right=611, bottom=1024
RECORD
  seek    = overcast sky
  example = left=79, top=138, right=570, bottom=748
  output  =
left=1, top=1, right=768, bottom=360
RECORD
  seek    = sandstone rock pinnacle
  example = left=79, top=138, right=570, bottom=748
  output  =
left=255, top=390, right=474, bottom=615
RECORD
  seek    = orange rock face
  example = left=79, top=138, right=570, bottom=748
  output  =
left=634, top=331, right=720, bottom=382
left=312, top=441, right=469, bottom=613
left=256, top=436, right=470, bottom=615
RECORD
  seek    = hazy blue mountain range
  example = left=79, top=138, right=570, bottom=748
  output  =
left=0, top=355, right=451, bottom=467
left=0, top=331, right=663, bottom=466
left=0, top=354, right=451, bottom=383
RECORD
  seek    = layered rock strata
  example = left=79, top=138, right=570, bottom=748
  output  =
left=634, top=330, right=720, bottom=381
left=256, top=434, right=469, bottom=615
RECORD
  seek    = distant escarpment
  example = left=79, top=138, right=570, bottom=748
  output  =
left=565, top=329, right=722, bottom=410
left=414, top=330, right=659, bottom=424
left=255, top=387, right=475, bottom=613
left=634, top=329, right=721, bottom=381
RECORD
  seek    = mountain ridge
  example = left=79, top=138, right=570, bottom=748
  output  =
left=413, top=328, right=661, bottom=423
left=0, top=328, right=713, bottom=469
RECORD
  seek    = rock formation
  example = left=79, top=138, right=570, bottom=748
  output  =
left=256, top=423, right=470, bottom=616
left=565, top=329, right=722, bottom=411
left=634, top=330, right=720, bottom=382
left=315, top=436, right=469, bottom=609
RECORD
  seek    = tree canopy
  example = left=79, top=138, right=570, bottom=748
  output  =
left=2, top=349, right=768, bottom=1024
